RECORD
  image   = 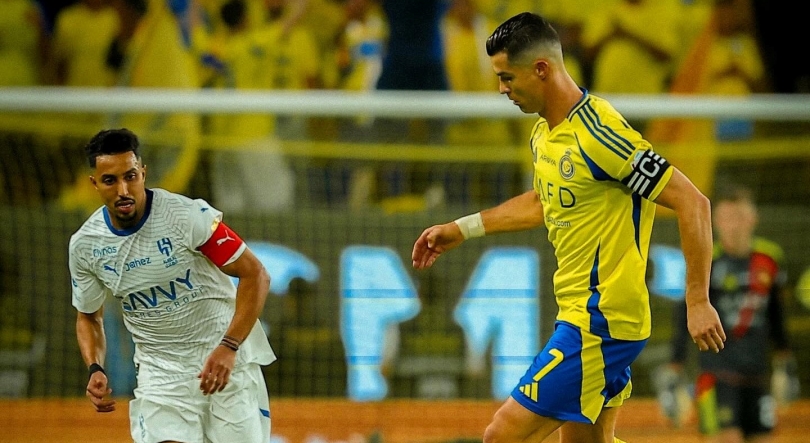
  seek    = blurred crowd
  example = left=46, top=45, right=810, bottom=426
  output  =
left=0, top=0, right=800, bottom=211
left=0, top=0, right=781, bottom=103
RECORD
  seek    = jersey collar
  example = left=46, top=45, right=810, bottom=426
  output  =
left=103, top=189, right=154, bottom=236
left=567, top=87, right=590, bottom=121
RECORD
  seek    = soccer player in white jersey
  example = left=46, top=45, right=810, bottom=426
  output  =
left=69, top=128, right=276, bottom=443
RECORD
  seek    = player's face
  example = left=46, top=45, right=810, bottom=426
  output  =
left=90, top=151, right=147, bottom=229
left=713, top=200, right=757, bottom=253
left=491, top=51, right=546, bottom=115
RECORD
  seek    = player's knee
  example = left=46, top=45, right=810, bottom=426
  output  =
left=483, top=422, right=508, bottom=443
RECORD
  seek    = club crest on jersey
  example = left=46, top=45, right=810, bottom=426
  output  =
left=559, top=149, right=575, bottom=180
left=157, top=237, right=178, bottom=268
left=157, top=238, right=173, bottom=257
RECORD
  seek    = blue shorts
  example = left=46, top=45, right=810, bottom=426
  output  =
left=511, top=321, right=647, bottom=424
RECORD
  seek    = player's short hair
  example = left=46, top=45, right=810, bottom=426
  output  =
left=85, top=128, right=141, bottom=168
left=486, top=12, right=560, bottom=61
left=713, top=182, right=755, bottom=206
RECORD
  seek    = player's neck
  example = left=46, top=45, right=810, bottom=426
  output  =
left=543, top=75, right=583, bottom=129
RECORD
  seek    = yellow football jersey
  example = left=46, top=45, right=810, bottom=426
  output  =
left=530, top=90, right=673, bottom=341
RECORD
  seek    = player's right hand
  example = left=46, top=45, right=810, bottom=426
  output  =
left=412, top=223, right=465, bottom=269
left=86, top=372, right=116, bottom=413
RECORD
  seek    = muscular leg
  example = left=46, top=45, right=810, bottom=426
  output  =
left=483, top=397, right=564, bottom=443
left=558, top=406, right=619, bottom=443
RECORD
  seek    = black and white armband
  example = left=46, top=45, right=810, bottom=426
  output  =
left=622, top=150, right=671, bottom=199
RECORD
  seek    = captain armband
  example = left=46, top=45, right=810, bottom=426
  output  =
left=454, top=212, right=485, bottom=239
left=621, top=150, right=671, bottom=199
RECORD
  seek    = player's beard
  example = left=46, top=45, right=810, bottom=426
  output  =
left=113, top=199, right=138, bottom=228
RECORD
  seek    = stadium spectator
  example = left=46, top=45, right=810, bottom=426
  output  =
left=47, top=0, right=120, bottom=88
left=57, top=0, right=202, bottom=213
left=0, top=0, right=46, bottom=87
left=204, top=0, right=295, bottom=214
left=668, top=183, right=799, bottom=442
left=46, top=0, right=120, bottom=127
left=580, top=0, right=680, bottom=119
left=442, top=0, right=510, bottom=147
left=411, top=12, right=725, bottom=443
left=70, top=128, right=276, bottom=442
left=645, top=0, right=766, bottom=201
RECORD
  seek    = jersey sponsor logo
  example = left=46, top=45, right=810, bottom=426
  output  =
left=121, top=268, right=198, bottom=313
left=536, top=177, right=577, bottom=209
left=93, top=246, right=117, bottom=257
left=103, top=264, right=119, bottom=276
left=559, top=149, right=575, bottom=180
left=124, top=257, right=152, bottom=272
left=538, top=153, right=556, bottom=166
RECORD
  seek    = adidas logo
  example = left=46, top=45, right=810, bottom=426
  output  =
left=519, top=382, right=538, bottom=402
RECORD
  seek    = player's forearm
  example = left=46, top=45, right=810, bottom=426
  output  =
left=76, top=311, right=106, bottom=367
left=675, top=193, right=712, bottom=306
left=226, top=268, right=270, bottom=341
left=479, top=190, right=545, bottom=234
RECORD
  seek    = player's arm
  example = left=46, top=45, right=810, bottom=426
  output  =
left=412, top=190, right=544, bottom=269
left=76, top=307, right=116, bottom=412
left=654, top=168, right=726, bottom=353
left=218, top=247, right=270, bottom=348
left=196, top=222, right=270, bottom=394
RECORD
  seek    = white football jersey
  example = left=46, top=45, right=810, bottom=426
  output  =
left=69, top=188, right=275, bottom=384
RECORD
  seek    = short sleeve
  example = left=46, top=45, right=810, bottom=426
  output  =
left=69, top=242, right=110, bottom=314
left=577, top=113, right=673, bottom=200
left=186, top=198, right=224, bottom=250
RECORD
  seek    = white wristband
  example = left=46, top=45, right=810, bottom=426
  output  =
left=454, top=212, right=485, bottom=239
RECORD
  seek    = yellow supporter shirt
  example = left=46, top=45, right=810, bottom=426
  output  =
left=583, top=0, right=680, bottom=94
left=253, top=21, right=320, bottom=91
left=0, top=0, right=40, bottom=86
left=207, top=29, right=275, bottom=138
left=530, top=91, right=673, bottom=340
left=443, top=15, right=510, bottom=146
left=51, top=3, right=120, bottom=87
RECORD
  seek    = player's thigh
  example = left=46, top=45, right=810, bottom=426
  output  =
left=129, top=380, right=206, bottom=443
left=484, top=396, right=563, bottom=443
left=207, top=364, right=270, bottom=443
left=559, top=406, right=619, bottom=443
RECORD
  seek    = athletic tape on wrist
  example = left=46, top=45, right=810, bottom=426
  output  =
left=454, top=212, right=485, bottom=239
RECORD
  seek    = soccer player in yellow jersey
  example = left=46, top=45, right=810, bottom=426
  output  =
left=412, top=12, right=727, bottom=443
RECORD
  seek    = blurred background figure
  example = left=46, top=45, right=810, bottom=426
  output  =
left=56, top=0, right=202, bottom=214
left=441, top=0, right=507, bottom=148
left=581, top=0, right=680, bottom=132
left=203, top=0, right=296, bottom=214
left=0, top=0, right=47, bottom=88
left=668, top=183, right=799, bottom=443
left=46, top=0, right=120, bottom=128
left=47, top=0, right=120, bottom=89
left=645, top=0, right=766, bottom=199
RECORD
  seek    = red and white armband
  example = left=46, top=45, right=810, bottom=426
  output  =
left=197, top=221, right=245, bottom=267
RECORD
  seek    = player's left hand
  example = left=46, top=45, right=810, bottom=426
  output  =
left=198, top=345, right=237, bottom=395
left=686, top=298, right=726, bottom=353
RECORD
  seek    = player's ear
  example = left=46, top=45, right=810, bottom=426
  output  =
left=89, top=175, right=97, bottom=188
left=534, top=59, right=549, bottom=80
